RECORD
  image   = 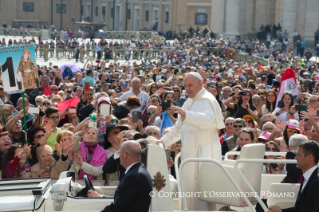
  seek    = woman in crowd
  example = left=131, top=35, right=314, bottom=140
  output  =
left=31, top=144, right=70, bottom=179
left=224, top=90, right=258, bottom=120
left=209, top=85, right=226, bottom=116
left=228, top=128, right=256, bottom=160
left=243, top=115, right=258, bottom=129
left=260, top=90, right=277, bottom=117
left=51, top=95, right=63, bottom=106
left=56, top=130, right=74, bottom=166
left=2, top=144, right=31, bottom=179
left=149, top=83, right=158, bottom=96
left=263, top=141, right=285, bottom=174
left=272, top=92, right=298, bottom=122
left=268, top=119, right=300, bottom=152
left=70, top=122, right=106, bottom=184
left=172, top=86, right=182, bottom=107
left=50, top=85, right=59, bottom=98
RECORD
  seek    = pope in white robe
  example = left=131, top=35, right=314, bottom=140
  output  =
left=161, top=72, right=225, bottom=210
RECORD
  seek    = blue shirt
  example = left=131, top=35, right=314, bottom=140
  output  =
left=81, top=76, right=96, bottom=87
left=301, top=40, right=306, bottom=48
left=11, top=112, right=35, bottom=127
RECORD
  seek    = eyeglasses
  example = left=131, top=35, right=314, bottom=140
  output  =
left=36, top=101, right=42, bottom=103
left=233, top=125, right=243, bottom=128
left=310, top=100, right=318, bottom=103
left=39, top=153, right=52, bottom=159
left=266, top=147, right=278, bottom=152
left=0, top=137, right=11, bottom=142
left=287, top=128, right=298, bottom=133
left=225, top=123, right=234, bottom=126
left=43, top=102, right=51, bottom=105
left=34, top=134, right=45, bottom=139
left=151, top=86, right=158, bottom=89
left=245, top=120, right=253, bottom=124
left=50, top=116, right=60, bottom=120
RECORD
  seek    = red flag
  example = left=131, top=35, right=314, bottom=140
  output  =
left=258, top=65, right=264, bottom=71
left=56, top=98, right=80, bottom=119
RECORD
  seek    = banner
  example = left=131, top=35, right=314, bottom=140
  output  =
left=0, top=44, right=38, bottom=91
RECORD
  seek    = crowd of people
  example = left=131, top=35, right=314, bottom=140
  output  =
left=0, top=29, right=319, bottom=211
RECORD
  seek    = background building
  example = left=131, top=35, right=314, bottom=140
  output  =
left=0, top=0, right=318, bottom=41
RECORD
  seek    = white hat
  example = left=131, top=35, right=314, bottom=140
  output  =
left=187, top=72, right=203, bottom=81
left=303, top=72, right=309, bottom=75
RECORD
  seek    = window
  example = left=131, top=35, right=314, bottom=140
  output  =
left=56, top=4, right=66, bottom=13
left=95, top=6, right=98, bottom=16
left=111, top=7, right=114, bottom=18
left=165, top=12, right=169, bottom=23
left=23, top=2, right=34, bottom=12
left=145, top=10, right=149, bottom=21
left=127, top=9, right=131, bottom=19
left=0, top=1, right=2, bottom=10
left=81, top=5, right=83, bottom=15
left=102, top=6, right=105, bottom=15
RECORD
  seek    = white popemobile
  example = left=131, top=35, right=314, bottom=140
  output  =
left=0, top=144, right=301, bottom=212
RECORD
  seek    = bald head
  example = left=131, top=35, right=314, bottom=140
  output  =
left=121, top=140, right=141, bottom=159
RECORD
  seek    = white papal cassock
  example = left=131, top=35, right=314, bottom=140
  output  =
left=161, top=87, right=225, bottom=211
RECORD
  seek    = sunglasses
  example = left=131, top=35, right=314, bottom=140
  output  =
left=245, top=120, right=253, bottom=124
left=233, top=125, right=243, bottom=128
left=310, top=100, right=318, bottom=103
left=34, top=134, right=45, bottom=139
left=147, top=111, right=156, bottom=116
left=253, top=98, right=260, bottom=101
left=258, top=139, right=268, bottom=143
left=225, top=123, right=233, bottom=126
left=287, top=128, right=298, bottom=133
left=51, top=89, right=57, bottom=91
left=43, top=102, right=51, bottom=105
left=304, top=118, right=309, bottom=122
left=266, top=147, right=278, bottom=152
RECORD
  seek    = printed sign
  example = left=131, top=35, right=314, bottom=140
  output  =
left=0, top=44, right=38, bottom=91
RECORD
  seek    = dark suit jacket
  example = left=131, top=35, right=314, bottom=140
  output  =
left=102, top=154, right=125, bottom=182
left=101, top=162, right=152, bottom=212
left=283, top=168, right=319, bottom=212
left=282, top=151, right=303, bottom=183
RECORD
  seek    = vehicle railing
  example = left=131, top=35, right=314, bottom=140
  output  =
left=179, top=157, right=302, bottom=212
left=179, top=158, right=256, bottom=212
left=225, top=151, right=287, bottom=160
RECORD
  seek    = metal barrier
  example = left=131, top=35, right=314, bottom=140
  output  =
left=100, top=31, right=165, bottom=42
left=234, top=51, right=281, bottom=68
left=0, top=28, right=41, bottom=37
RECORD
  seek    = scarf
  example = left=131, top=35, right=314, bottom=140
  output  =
left=78, top=142, right=107, bottom=181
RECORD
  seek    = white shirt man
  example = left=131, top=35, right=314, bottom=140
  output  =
left=119, top=77, right=149, bottom=112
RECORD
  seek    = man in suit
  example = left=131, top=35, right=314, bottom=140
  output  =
left=268, top=140, right=319, bottom=212
left=281, top=134, right=306, bottom=184
left=88, top=140, right=153, bottom=212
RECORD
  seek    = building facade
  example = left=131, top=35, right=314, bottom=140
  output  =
left=0, top=0, right=318, bottom=41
